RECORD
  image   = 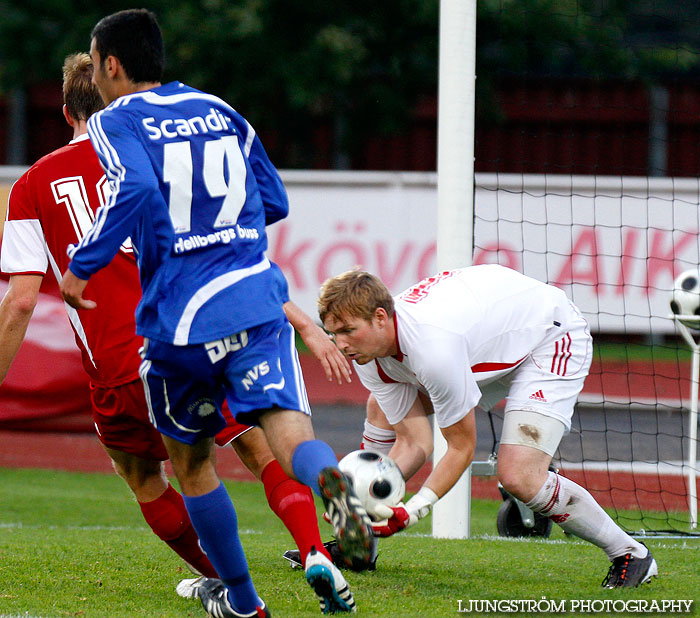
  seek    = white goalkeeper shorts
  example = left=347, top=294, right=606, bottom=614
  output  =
left=479, top=299, right=592, bottom=435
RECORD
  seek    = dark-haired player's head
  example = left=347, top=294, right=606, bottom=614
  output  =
left=91, top=9, right=164, bottom=84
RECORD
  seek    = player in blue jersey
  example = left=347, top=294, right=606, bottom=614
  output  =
left=59, top=9, right=372, bottom=618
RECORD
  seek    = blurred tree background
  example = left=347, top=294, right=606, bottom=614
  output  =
left=1, top=0, right=699, bottom=170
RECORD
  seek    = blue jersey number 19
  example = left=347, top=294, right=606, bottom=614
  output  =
left=163, top=135, right=247, bottom=234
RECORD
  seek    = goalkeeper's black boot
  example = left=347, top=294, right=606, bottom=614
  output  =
left=601, top=542, right=658, bottom=588
left=283, top=539, right=378, bottom=572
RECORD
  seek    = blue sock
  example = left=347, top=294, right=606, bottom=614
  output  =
left=183, top=483, right=259, bottom=613
left=291, top=439, right=338, bottom=497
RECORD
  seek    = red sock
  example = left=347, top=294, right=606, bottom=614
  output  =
left=139, top=484, right=218, bottom=578
left=261, top=460, right=331, bottom=567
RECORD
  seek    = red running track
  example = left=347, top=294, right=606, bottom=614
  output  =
left=3, top=429, right=697, bottom=517
left=1, top=356, right=696, bottom=514
left=0, top=429, right=503, bottom=498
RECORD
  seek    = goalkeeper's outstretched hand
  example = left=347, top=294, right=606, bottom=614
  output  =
left=371, top=503, right=415, bottom=537
left=370, top=487, right=440, bottom=537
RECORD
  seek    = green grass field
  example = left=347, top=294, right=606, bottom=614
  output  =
left=592, top=340, right=692, bottom=364
left=0, top=467, right=698, bottom=618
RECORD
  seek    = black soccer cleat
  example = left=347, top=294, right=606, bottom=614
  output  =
left=283, top=539, right=378, bottom=572
left=198, top=578, right=271, bottom=617
left=318, top=467, right=374, bottom=570
left=601, top=543, right=658, bottom=588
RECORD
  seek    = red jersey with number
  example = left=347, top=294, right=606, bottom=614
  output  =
left=1, top=135, right=142, bottom=387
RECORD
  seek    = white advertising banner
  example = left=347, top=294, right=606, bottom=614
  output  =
left=2, top=168, right=699, bottom=334
left=275, top=171, right=700, bottom=334
left=269, top=170, right=440, bottom=322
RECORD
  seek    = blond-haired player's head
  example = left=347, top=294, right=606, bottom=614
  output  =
left=62, top=52, right=104, bottom=122
left=318, top=269, right=395, bottom=324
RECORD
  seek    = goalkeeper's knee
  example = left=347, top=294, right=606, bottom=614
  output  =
left=361, top=419, right=396, bottom=456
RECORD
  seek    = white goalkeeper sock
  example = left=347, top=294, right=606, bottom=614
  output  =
left=526, top=471, right=647, bottom=561
left=361, top=420, right=396, bottom=456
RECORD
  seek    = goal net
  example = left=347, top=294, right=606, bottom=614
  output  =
left=474, top=1, right=700, bottom=536
left=474, top=174, right=699, bottom=536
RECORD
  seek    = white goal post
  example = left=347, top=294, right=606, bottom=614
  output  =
left=432, top=0, right=477, bottom=539
left=670, top=315, right=700, bottom=530
left=431, top=1, right=700, bottom=539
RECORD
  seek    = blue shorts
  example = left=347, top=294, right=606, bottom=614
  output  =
left=139, top=317, right=311, bottom=444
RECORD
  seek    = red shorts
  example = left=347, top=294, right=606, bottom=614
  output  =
left=216, top=400, right=254, bottom=447
left=91, top=379, right=168, bottom=461
left=91, top=380, right=254, bottom=457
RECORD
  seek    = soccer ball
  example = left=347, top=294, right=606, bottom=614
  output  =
left=338, top=450, right=405, bottom=521
left=670, top=269, right=700, bottom=329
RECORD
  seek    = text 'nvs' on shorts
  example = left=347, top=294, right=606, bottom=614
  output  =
left=139, top=316, right=311, bottom=444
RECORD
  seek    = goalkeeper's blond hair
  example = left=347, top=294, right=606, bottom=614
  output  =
left=62, top=53, right=104, bottom=122
left=318, top=270, right=394, bottom=324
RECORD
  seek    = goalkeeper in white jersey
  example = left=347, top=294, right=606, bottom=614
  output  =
left=60, top=9, right=372, bottom=617
left=318, top=264, right=658, bottom=589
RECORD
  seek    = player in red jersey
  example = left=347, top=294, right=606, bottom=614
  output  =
left=0, top=51, right=218, bottom=584
left=0, top=53, right=354, bottom=611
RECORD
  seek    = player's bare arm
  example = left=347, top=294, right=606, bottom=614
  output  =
left=388, top=394, right=434, bottom=480
left=60, top=269, right=96, bottom=310
left=283, top=300, right=352, bottom=384
left=0, top=274, right=43, bottom=384
left=421, top=411, right=476, bottom=498
left=371, top=409, right=476, bottom=538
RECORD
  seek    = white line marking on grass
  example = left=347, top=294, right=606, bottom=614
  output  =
left=475, top=533, right=587, bottom=545
left=0, top=522, right=140, bottom=531
left=0, top=522, right=264, bottom=535
left=645, top=541, right=700, bottom=550
left=405, top=532, right=586, bottom=545
left=405, top=531, right=699, bottom=548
